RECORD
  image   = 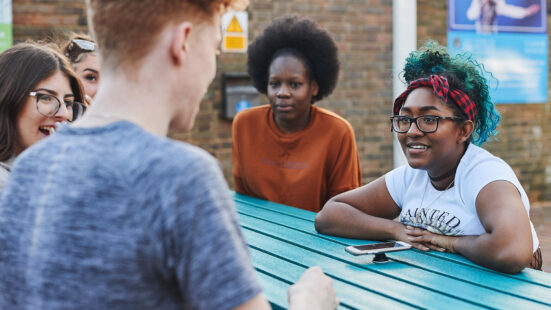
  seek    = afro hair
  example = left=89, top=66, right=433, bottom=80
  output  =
left=247, top=15, right=340, bottom=102
left=401, top=41, right=500, bottom=146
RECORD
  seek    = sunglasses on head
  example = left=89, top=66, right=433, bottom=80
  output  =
left=65, top=39, right=96, bottom=63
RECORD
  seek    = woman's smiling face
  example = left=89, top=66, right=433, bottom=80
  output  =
left=397, top=87, right=467, bottom=176
left=14, top=71, right=73, bottom=155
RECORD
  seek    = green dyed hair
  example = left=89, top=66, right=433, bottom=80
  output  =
left=401, top=41, right=500, bottom=145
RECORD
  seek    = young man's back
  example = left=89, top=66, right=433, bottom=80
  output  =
left=0, top=0, right=340, bottom=308
left=0, top=121, right=260, bottom=309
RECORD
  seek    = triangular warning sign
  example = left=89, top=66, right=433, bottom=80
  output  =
left=222, top=11, right=247, bottom=53
left=227, top=15, right=243, bottom=33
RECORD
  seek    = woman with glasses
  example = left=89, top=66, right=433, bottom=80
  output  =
left=232, top=16, right=361, bottom=212
left=315, top=41, right=541, bottom=273
left=0, top=42, right=85, bottom=191
left=62, top=34, right=100, bottom=103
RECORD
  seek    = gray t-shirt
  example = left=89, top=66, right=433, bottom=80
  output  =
left=0, top=121, right=261, bottom=309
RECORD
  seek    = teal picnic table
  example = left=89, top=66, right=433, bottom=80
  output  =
left=233, top=192, right=551, bottom=310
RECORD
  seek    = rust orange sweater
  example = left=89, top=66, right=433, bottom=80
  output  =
left=232, top=105, right=361, bottom=212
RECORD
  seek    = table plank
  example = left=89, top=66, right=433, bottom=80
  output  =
left=255, top=271, right=289, bottom=310
left=238, top=212, right=551, bottom=309
left=235, top=194, right=551, bottom=291
left=234, top=193, right=551, bottom=282
left=244, top=227, right=483, bottom=309
left=234, top=192, right=316, bottom=221
left=250, top=248, right=400, bottom=309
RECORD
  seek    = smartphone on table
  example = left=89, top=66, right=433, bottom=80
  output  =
left=345, top=241, right=412, bottom=256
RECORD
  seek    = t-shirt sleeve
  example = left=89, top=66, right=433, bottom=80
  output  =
left=460, top=156, right=523, bottom=210
left=327, top=124, right=362, bottom=198
left=384, top=165, right=408, bottom=208
left=172, top=155, right=261, bottom=310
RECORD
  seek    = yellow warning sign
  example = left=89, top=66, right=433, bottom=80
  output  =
left=224, top=36, right=245, bottom=50
left=222, top=12, right=248, bottom=53
left=227, top=16, right=243, bottom=33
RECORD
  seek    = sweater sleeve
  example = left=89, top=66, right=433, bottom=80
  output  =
left=232, top=114, right=246, bottom=194
left=326, top=123, right=362, bottom=199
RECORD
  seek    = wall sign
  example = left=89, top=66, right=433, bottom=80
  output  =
left=0, top=0, right=12, bottom=52
left=222, top=11, right=248, bottom=53
left=447, top=0, right=548, bottom=104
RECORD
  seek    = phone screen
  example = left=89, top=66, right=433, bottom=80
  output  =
left=352, top=242, right=406, bottom=251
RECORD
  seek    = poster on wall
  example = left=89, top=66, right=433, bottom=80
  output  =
left=0, top=0, right=11, bottom=52
left=447, top=0, right=548, bottom=103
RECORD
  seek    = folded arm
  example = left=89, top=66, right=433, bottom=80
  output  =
left=406, top=180, right=533, bottom=274
left=316, top=176, right=407, bottom=241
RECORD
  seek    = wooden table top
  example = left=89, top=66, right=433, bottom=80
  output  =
left=233, top=192, right=551, bottom=309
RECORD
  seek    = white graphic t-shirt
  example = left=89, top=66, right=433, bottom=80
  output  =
left=385, top=143, right=539, bottom=252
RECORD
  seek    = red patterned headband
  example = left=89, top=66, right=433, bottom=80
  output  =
left=393, top=74, right=477, bottom=121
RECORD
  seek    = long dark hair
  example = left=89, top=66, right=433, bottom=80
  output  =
left=0, top=42, right=84, bottom=161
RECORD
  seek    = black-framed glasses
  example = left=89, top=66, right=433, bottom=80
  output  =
left=29, top=92, right=86, bottom=122
left=390, top=115, right=463, bottom=133
left=65, top=39, right=96, bottom=63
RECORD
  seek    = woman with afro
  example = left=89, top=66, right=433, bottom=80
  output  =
left=232, top=15, right=361, bottom=212
left=315, top=41, right=542, bottom=273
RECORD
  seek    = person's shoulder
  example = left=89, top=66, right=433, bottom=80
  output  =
left=157, top=139, right=219, bottom=173
left=87, top=122, right=220, bottom=181
left=313, top=106, right=355, bottom=133
left=314, top=106, right=349, bottom=123
left=463, top=143, right=507, bottom=166
left=107, top=121, right=214, bottom=164
left=385, top=164, right=423, bottom=200
left=87, top=121, right=217, bottom=171
left=460, top=143, right=514, bottom=176
left=233, top=105, right=270, bottom=123
left=133, top=138, right=226, bottom=202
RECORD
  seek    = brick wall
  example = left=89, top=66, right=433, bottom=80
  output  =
left=12, top=0, right=551, bottom=204
left=173, top=0, right=396, bottom=188
left=13, top=0, right=87, bottom=42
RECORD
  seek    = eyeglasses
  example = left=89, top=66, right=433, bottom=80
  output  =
left=29, top=92, right=86, bottom=122
left=390, top=115, right=463, bottom=133
left=65, top=39, right=96, bottom=63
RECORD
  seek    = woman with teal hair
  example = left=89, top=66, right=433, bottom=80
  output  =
left=315, top=41, right=542, bottom=273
